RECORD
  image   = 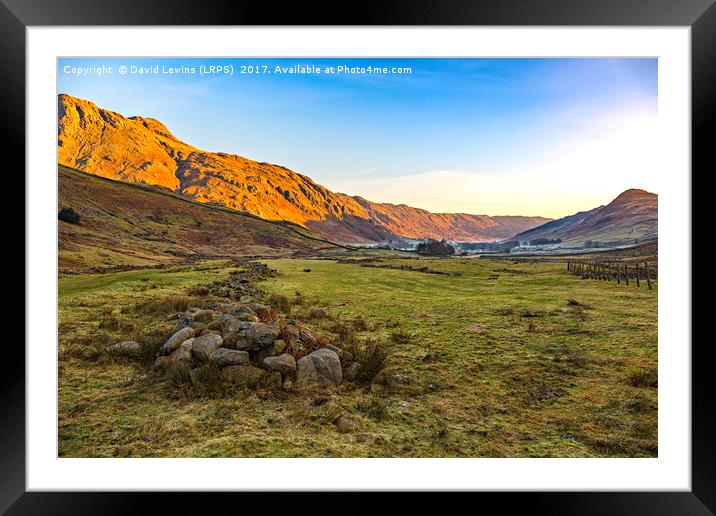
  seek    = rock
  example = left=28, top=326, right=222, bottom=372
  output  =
left=105, top=340, right=142, bottom=357
left=249, top=303, right=270, bottom=318
left=222, top=332, right=238, bottom=350
left=210, top=348, right=249, bottom=367
left=273, top=339, right=287, bottom=354
left=325, top=344, right=353, bottom=365
left=234, top=322, right=279, bottom=350
left=344, top=362, right=364, bottom=382
left=200, top=329, right=222, bottom=337
left=295, top=348, right=343, bottom=389
left=309, top=308, right=328, bottom=319
left=153, top=347, right=191, bottom=369
left=262, top=354, right=296, bottom=377
left=334, top=415, right=356, bottom=433
left=205, top=320, right=224, bottom=331
left=250, top=342, right=276, bottom=363
left=191, top=333, right=223, bottom=362
left=220, top=315, right=239, bottom=334
left=189, top=309, right=214, bottom=323
left=172, top=347, right=192, bottom=364
left=289, top=340, right=305, bottom=354
left=235, top=310, right=260, bottom=322
left=154, top=355, right=173, bottom=370
left=222, top=365, right=266, bottom=387
left=157, top=327, right=195, bottom=356
left=263, top=371, right=283, bottom=390
left=381, top=372, right=406, bottom=388
left=189, top=321, right=207, bottom=332
left=284, top=324, right=300, bottom=341
left=179, top=338, right=195, bottom=352
left=173, top=315, right=191, bottom=332
left=216, top=313, right=233, bottom=325
left=299, top=329, right=317, bottom=347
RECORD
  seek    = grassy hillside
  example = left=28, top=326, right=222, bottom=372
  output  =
left=513, top=189, right=657, bottom=248
left=58, top=165, right=343, bottom=271
left=58, top=257, right=657, bottom=458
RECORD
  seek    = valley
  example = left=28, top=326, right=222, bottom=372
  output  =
left=58, top=256, right=657, bottom=458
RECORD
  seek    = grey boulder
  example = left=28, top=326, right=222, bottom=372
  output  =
left=295, top=348, right=342, bottom=389
left=191, top=333, right=223, bottom=362
left=106, top=340, right=143, bottom=357
left=324, top=344, right=353, bottom=365
left=222, top=365, right=266, bottom=387
left=157, top=327, right=195, bottom=356
left=210, top=348, right=249, bottom=368
left=262, top=353, right=296, bottom=377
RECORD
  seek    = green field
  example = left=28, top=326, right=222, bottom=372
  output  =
left=58, top=256, right=657, bottom=457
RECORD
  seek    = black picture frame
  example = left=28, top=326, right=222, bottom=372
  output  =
left=5, top=0, right=714, bottom=513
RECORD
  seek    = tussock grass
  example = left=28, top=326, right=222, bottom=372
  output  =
left=389, top=330, right=414, bottom=345
left=268, top=293, right=291, bottom=313
left=134, top=295, right=194, bottom=315
left=627, top=367, right=658, bottom=388
left=350, top=338, right=393, bottom=385
left=187, top=285, right=210, bottom=296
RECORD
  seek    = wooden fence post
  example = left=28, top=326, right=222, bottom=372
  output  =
left=636, top=263, right=640, bottom=287
left=644, top=262, right=652, bottom=290
left=624, top=264, right=629, bottom=286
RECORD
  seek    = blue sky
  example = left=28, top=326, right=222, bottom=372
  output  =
left=58, top=58, right=658, bottom=217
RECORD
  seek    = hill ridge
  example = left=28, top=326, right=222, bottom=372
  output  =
left=58, top=93, right=550, bottom=243
left=510, top=189, right=657, bottom=247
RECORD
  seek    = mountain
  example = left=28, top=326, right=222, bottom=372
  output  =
left=511, top=189, right=658, bottom=247
left=57, top=94, right=549, bottom=243
left=58, top=165, right=343, bottom=272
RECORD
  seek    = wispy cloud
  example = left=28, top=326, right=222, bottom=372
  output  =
left=328, top=111, right=660, bottom=218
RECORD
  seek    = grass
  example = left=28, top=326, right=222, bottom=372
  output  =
left=58, top=256, right=657, bottom=458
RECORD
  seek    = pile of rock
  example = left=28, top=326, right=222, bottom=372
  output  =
left=205, top=262, right=276, bottom=302
left=105, top=263, right=366, bottom=391
left=112, top=303, right=358, bottom=391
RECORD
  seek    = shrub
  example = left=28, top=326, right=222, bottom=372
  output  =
left=627, top=367, right=658, bottom=388
left=308, top=308, right=330, bottom=320
left=187, top=285, right=210, bottom=296
left=625, top=392, right=654, bottom=413
left=168, top=362, right=230, bottom=399
left=330, top=321, right=358, bottom=345
left=357, top=396, right=388, bottom=421
left=133, top=326, right=176, bottom=364
left=415, top=239, right=455, bottom=256
left=134, top=296, right=193, bottom=315
left=353, top=338, right=392, bottom=385
left=268, top=293, right=291, bottom=313
left=58, top=207, right=80, bottom=224
left=98, top=314, right=120, bottom=331
left=60, top=333, right=112, bottom=361
left=389, top=330, right=413, bottom=345
left=352, top=315, right=369, bottom=331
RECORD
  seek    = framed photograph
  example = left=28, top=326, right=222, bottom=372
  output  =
left=7, top=0, right=714, bottom=512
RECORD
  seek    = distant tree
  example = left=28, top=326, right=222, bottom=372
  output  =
left=528, top=238, right=562, bottom=245
left=58, top=207, right=80, bottom=224
left=416, top=239, right=455, bottom=256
